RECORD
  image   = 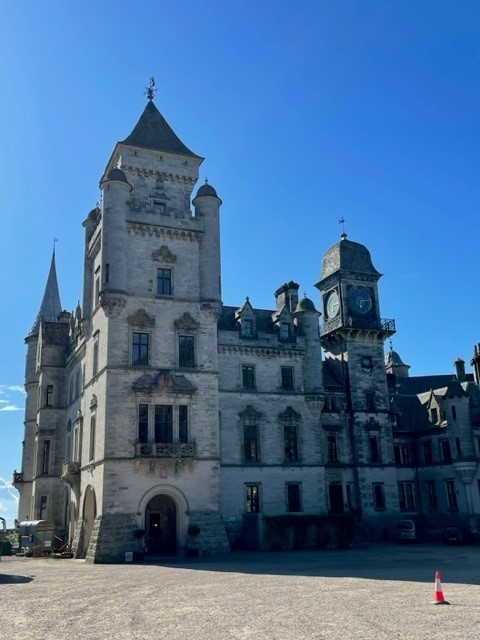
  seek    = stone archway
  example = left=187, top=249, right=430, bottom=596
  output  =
left=82, top=485, right=96, bottom=556
left=145, top=494, right=177, bottom=554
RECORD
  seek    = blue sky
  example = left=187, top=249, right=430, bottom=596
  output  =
left=1, top=1, right=479, bottom=526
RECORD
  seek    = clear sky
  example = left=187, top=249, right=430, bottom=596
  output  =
left=1, top=1, right=479, bottom=526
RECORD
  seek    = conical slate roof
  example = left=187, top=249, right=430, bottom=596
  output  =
left=30, top=251, right=62, bottom=336
left=120, top=100, right=201, bottom=158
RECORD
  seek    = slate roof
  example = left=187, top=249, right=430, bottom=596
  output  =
left=319, top=235, right=380, bottom=283
left=30, top=252, right=62, bottom=336
left=391, top=394, right=431, bottom=432
left=120, top=100, right=201, bottom=158
left=41, top=321, right=70, bottom=347
left=395, top=374, right=474, bottom=396
left=218, top=306, right=278, bottom=334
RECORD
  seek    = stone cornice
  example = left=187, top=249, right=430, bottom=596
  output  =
left=218, top=344, right=303, bottom=359
left=122, top=166, right=198, bottom=186
left=87, top=233, right=101, bottom=260
left=128, top=222, right=201, bottom=242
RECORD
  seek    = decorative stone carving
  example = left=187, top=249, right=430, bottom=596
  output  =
left=239, top=405, right=263, bottom=422
left=128, top=308, right=156, bottom=327
left=278, top=406, right=302, bottom=423
left=453, top=462, right=478, bottom=484
left=90, top=395, right=97, bottom=409
left=100, top=295, right=126, bottom=318
left=174, top=312, right=200, bottom=332
left=364, top=417, right=381, bottom=431
left=305, top=394, right=325, bottom=415
left=133, top=370, right=196, bottom=395
left=152, top=245, right=177, bottom=263
left=201, top=302, right=223, bottom=321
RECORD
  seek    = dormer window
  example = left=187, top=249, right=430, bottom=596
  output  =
left=242, top=319, right=253, bottom=338
left=280, top=322, right=291, bottom=341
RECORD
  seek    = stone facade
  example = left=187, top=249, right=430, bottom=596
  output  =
left=13, top=97, right=480, bottom=561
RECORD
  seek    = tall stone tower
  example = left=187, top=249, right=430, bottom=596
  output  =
left=70, top=93, right=229, bottom=561
left=316, top=233, right=397, bottom=521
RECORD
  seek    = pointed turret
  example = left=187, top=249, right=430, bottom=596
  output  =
left=29, top=250, right=62, bottom=335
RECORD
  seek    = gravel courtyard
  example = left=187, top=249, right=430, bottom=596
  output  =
left=1, top=543, right=480, bottom=640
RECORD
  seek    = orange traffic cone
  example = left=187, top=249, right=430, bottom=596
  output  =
left=433, top=570, right=450, bottom=605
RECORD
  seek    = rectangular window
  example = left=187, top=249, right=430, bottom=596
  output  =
left=394, top=444, right=410, bottom=465
left=179, top=405, right=188, bottom=444
left=46, top=385, right=54, bottom=407
left=281, top=367, right=294, bottom=390
left=373, top=483, right=385, bottom=510
left=42, top=440, right=51, bottom=475
left=89, top=417, right=96, bottom=461
left=430, top=407, right=438, bottom=424
left=179, top=336, right=195, bottom=368
left=132, top=332, right=149, bottom=366
left=156, top=268, right=172, bottom=295
left=455, top=437, right=462, bottom=458
left=242, top=365, right=255, bottom=390
left=327, top=435, right=338, bottom=462
left=95, top=277, right=100, bottom=305
left=244, top=424, right=259, bottom=462
left=423, top=441, right=433, bottom=464
left=245, top=485, right=260, bottom=513
left=451, top=405, right=457, bottom=421
left=366, top=392, right=375, bottom=412
left=154, top=405, right=173, bottom=443
left=138, top=404, right=149, bottom=443
left=284, top=425, right=298, bottom=462
left=280, top=322, right=291, bottom=340
left=398, top=482, right=415, bottom=511
left=441, top=439, right=452, bottom=462
left=242, top=319, right=253, bottom=338
left=446, top=480, right=458, bottom=510
left=370, top=435, right=380, bottom=463
left=39, top=496, right=48, bottom=520
left=286, top=483, right=302, bottom=512
left=93, top=337, right=99, bottom=377
left=427, top=481, right=437, bottom=509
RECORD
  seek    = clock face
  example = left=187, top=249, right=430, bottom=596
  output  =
left=348, top=287, right=372, bottom=314
left=326, top=290, right=340, bottom=318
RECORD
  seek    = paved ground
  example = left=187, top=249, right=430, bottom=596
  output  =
left=1, top=543, right=480, bottom=640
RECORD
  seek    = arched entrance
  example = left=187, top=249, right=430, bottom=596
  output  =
left=145, top=494, right=177, bottom=554
left=82, top=485, right=96, bottom=556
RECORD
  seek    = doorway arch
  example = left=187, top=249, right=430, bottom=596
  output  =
left=139, top=485, right=188, bottom=555
left=145, top=494, right=177, bottom=554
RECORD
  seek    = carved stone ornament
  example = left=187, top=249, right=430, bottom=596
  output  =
left=101, top=295, right=126, bottom=318
left=90, top=395, right=97, bottom=409
left=128, top=308, right=156, bottom=327
left=305, top=394, right=325, bottom=415
left=152, top=245, right=177, bottom=263
left=174, top=312, right=200, bottom=332
left=453, top=462, right=478, bottom=484
left=364, top=417, right=381, bottom=431
left=239, top=405, right=263, bottom=423
left=201, top=302, right=223, bottom=321
left=278, top=406, right=302, bottom=424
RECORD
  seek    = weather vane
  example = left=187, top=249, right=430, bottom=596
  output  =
left=145, top=77, right=156, bottom=101
left=53, top=237, right=58, bottom=255
left=339, top=217, right=347, bottom=239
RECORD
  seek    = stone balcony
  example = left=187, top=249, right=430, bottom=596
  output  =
left=135, top=442, right=197, bottom=459
left=61, top=461, right=80, bottom=489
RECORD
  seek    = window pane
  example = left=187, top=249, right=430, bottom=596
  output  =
left=157, top=268, right=172, bottom=295
left=179, top=405, right=188, bottom=443
left=242, top=366, right=255, bottom=389
left=287, top=484, right=301, bottom=512
left=154, top=405, right=173, bottom=443
left=244, top=424, right=258, bottom=462
left=327, top=435, right=338, bottom=462
left=246, top=485, right=260, bottom=513
left=179, top=336, right=195, bottom=368
left=138, top=404, right=148, bottom=443
left=281, top=367, right=294, bottom=390
left=132, top=332, right=149, bottom=366
left=284, top=425, right=298, bottom=461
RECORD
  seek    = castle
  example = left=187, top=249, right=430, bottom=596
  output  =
left=14, top=93, right=480, bottom=561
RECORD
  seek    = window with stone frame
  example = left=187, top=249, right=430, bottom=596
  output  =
left=242, top=365, right=255, bottom=390
left=138, top=404, right=149, bottom=444
left=286, top=483, right=302, bottom=512
left=179, top=405, right=189, bottom=444
left=244, top=423, right=259, bottom=462
left=241, top=318, right=254, bottom=338
left=398, top=482, right=415, bottom=511
left=132, top=332, right=150, bottom=366
left=156, top=267, right=172, bottom=295
left=279, top=321, right=292, bottom=341
left=370, top=435, right=380, bottom=463
left=446, top=480, right=458, bottom=510
left=42, top=440, right=51, bottom=475
left=423, top=441, right=433, bottom=464
left=430, top=407, right=439, bottom=424
left=373, top=483, right=385, bottom=510
left=283, top=424, right=299, bottom=462
left=179, top=335, right=195, bottom=368
left=89, top=416, right=96, bottom=462
left=46, top=384, right=54, bottom=407
left=427, top=480, right=437, bottom=509
left=245, top=484, right=260, bottom=513
left=39, top=495, right=48, bottom=520
left=92, top=333, right=99, bottom=377
left=327, top=434, right=338, bottom=462
left=154, top=405, right=173, bottom=443
left=394, top=443, right=410, bottom=465
left=281, top=367, right=294, bottom=390
left=440, top=439, right=452, bottom=462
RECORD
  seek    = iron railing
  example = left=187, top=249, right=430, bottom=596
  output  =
left=135, top=442, right=197, bottom=458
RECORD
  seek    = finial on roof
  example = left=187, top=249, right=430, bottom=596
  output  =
left=246, top=296, right=249, bottom=302
left=339, top=217, right=347, bottom=240
left=389, top=339, right=394, bottom=352
left=144, top=77, right=156, bottom=101
left=205, top=177, right=209, bottom=184
left=53, top=236, right=58, bottom=256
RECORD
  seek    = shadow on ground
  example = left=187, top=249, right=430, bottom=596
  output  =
left=0, top=573, right=34, bottom=584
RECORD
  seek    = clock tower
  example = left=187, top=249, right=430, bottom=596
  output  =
left=316, top=233, right=398, bottom=522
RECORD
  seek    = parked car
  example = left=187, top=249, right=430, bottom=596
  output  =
left=442, top=526, right=465, bottom=545
left=395, top=519, right=417, bottom=543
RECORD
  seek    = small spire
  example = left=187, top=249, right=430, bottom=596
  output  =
left=144, top=77, right=156, bottom=101
left=53, top=236, right=58, bottom=256
left=339, top=217, right=347, bottom=240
